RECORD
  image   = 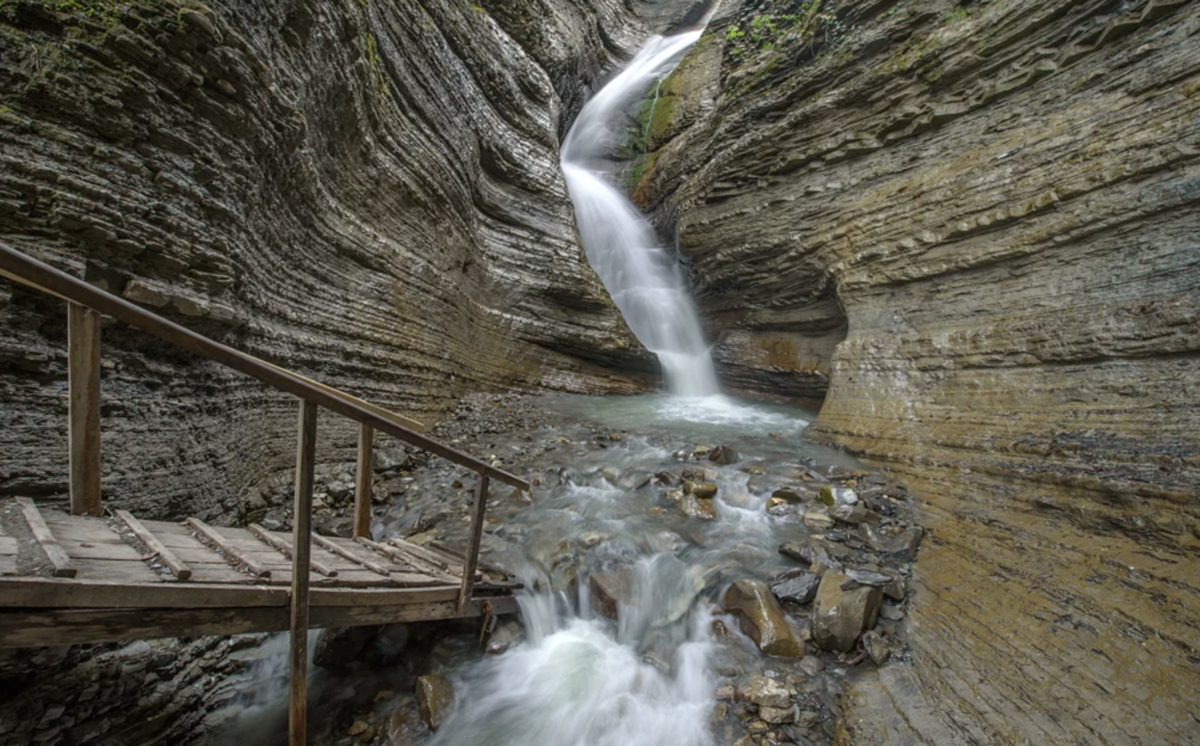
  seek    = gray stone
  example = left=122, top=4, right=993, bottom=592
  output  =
left=708, top=445, right=740, bottom=465
left=372, top=447, right=409, bottom=473
left=862, top=630, right=891, bottom=665
left=740, top=676, right=791, bottom=709
left=811, top=571, right=883, bottom=653
left=771, top=573, right=820, bottom=605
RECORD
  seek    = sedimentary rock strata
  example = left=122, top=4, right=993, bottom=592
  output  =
left=0, top=0, right=692, bottom=517
left=637, top=0, right=1200, bottom=741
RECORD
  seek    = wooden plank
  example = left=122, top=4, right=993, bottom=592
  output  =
left=0, top=244, right=529, bottom=491
left=313, top=534, right=391, bottom=576
left=16, top=498, right=75, bottom=578
left=247, top=524, right=337, bottom=578
left=67, top=302, right=102, bottom=517
left=0, top=578, right=482, bottom=610
left=354, top=422, right=374, bottom=538
left=70, top=558, right=164, bottom=583
left=115, top=510, right=192, bottom=581
left=354, top=537, right=427, bottom=575
left=385, top=540, right=460, bottom=585
left=185, top=518, right=272, bottom=578
left=430, top=539, right=506, bottom=576
left=0, top=595, right=519, bottom=648
left=290, top=399, right=317, bottom=746
left=459, top=474, right=489, bottom=613
left=0, top=577, right=285, bottom=609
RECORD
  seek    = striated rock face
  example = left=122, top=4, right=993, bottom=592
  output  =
left=0, top=0, right=693, bottom=517
left=636, top=0, right=1200, bottom=741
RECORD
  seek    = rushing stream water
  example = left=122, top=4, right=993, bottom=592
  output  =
left=561, top=33, right=718, bottom=396
left=215, top=30, right=916, bottom=746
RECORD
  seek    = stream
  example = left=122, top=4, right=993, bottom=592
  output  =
left=213, top=29, right=921, bottom=746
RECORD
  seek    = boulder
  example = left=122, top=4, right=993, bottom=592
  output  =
left=683, top=480, right=718, bottom=499
left=723, top=579, right=805, bottom=658
left=860, top=525, right=925, bottom=560
left=372, top=447, right=409, bottom=472
left=415, top=674, right=454, bottom=731
left=486, top=620, right=524, bottom=655
left=771, top=572, right=820, bottom=605
left=771, top=487, right=807, bottom=503
left=708, top=445, right=740, bottom=465
left=678, top=494, right=716, bottom=521
left=802, top=510, right=835, bottom=530
left=313, top=626, right=379, bottom=671
left=740, top=675, right=791, bottom=708
left=819, top=485, right=858, bottom=506
left=831, top=503, right=880, bottom=525
left=588, top=570, right=632, bottom=619
left=681, top=465, right=718, bottom=482
left=811, top=570, right=883, bottom=653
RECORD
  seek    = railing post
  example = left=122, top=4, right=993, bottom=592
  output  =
left=353, top=423, right=374, bottom=538
left=458, top=473, right=489, bottom=614
left=67, top=302, right=101, bottom=516
left=290, top=399, right=318, bottom=746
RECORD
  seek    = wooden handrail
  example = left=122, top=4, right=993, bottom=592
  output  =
left=0, top=243, right=529, bottom=491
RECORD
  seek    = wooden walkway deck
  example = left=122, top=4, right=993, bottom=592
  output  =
left=0, top=498, right=517, bottom=649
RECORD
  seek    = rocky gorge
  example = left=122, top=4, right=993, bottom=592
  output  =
left=1, top=0, right=1198, bottom=744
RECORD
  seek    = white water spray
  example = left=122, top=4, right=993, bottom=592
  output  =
left=562, top=33, right=720, bottom=397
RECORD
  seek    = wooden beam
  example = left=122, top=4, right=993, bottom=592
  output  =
left=0, top=244, right=528, bottom=491
left=0, top=578, right=283, bottom=608
left=354, top=422, right=374, bottom=539
left=15, top=498, right=76, bottom=578
left=0, top=578, right=473, bottom=610
left=68, top=303, right=102, bottom=517
left=459, top=475, right=489, bottom=614
left=247, top=524, right=337, bottom=578
left=185, top=518, right=272, bottom=579
left=312, top=535, right=390, bottom=577
left=290, top=400, right=317, bottom=746
left=0, top=595, right=520, bottom=648
left=115, top=510, right=192, bottom=581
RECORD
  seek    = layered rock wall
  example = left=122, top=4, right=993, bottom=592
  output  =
left=637, top=0, right=1200, bottom=741
left=0, top=0, right=685, bottom=518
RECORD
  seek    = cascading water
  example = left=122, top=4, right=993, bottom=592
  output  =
left=562, top=33, right=720, bottom=397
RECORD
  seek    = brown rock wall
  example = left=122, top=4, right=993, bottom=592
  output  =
left=636, top=0, right=1200, bottom=741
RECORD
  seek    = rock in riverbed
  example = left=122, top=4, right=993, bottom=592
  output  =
left=811, top=570, right=882, bottom=653
left=708, top=445, right=740, bottom=465
left=416, top=674, right=454, bottom=731
left=770, top=572, right=820, bottom=605
left=723, top=579, right=805, bottom=659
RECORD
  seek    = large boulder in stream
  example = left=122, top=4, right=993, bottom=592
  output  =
left=723, top=579, right=805, bottom=659
left=589, top=569, right=633, bottom=619
left=811, top=571, right=883, bottom=653
left=416, top=674, right=454, bottom=731
left=678, top=493, right=717, bottom=520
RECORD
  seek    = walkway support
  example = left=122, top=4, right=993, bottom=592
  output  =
left=68, top=302, right=101, bottom=516
left=354, top=423, right=374, bottom=538
left=290, top=400, right=318, bottom=746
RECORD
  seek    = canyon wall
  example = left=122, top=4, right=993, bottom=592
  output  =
left=636, top=0, right=1200, bottom=742
left=0, top=0, right=690, bottom=519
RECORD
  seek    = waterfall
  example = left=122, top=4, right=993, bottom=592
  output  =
left=562, top=33, right=720, bottom=397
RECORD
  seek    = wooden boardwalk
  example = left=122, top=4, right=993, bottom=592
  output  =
left=0, top=499, right=517, bottom=649
left=0, top=243, right=530, bottom=742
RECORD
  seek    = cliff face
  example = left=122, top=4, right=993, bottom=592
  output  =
left=0, top=0, right=689, bottom=518
left=636, top=0, right=1200, bottom=741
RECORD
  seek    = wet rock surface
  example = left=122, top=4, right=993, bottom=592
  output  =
left=631, top=2, right=1200, bottom=740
